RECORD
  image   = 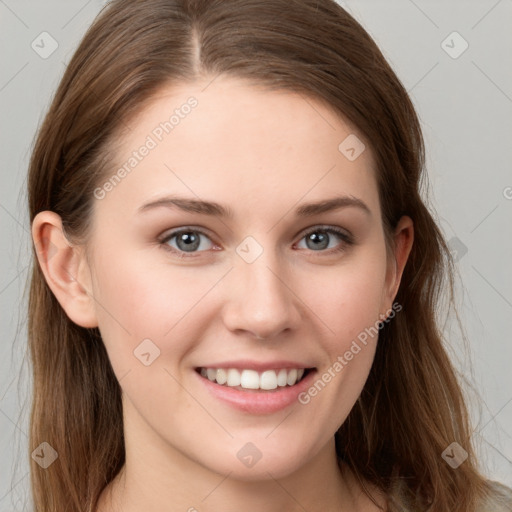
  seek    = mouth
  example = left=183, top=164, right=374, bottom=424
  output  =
left=194, top=364, right=319, bottom=414
left=194, top=366, right=316, bottom=393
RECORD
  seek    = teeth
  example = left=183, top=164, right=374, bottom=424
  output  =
left=287, top=368, right=298, bottom=386
left=199, top=367, right=308, bottom=389
left=277, top=368, right=288, bottom=386
left=216, top=368, right=228, bottom=385
left=240, top=369, right=260, bottom=389
left=260, top=370, right=278, bottom=390
left=227, top=368, right=241, bottom=386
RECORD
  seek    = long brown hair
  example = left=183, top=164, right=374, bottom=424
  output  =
left=27, top=0, right=496, bottom=510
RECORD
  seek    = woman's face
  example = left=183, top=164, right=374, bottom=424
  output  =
left=77, top=77, right=411, bottom=480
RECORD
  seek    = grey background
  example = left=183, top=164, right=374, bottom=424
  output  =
left=1, top=0, right=511, bottom=509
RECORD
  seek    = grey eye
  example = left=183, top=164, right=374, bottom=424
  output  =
left=164, top=230, right=213, bottom=253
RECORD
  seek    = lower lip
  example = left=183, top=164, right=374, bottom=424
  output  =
left=194, top=369, right=317, bottom=415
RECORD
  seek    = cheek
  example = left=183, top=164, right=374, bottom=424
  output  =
left=289, top=247, right=389, bottom=440
left=89, top=245, right=218, bottom=368
left=298, top=243, right=388, bottom=347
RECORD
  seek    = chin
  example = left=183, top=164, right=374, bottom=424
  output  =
left=202, top=446, right=308, bottom=482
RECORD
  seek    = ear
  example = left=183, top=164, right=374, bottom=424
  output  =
left=32, top=211, right=98, bottom=328
left=380, top=215, right=414, bottom=316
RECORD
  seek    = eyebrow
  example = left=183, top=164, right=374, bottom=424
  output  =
left=137, top=194, right=371, bottom=218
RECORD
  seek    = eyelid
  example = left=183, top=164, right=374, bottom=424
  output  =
left=297, top=224, right=354, bottom=243
left=159, top=225, right=213, bottom=242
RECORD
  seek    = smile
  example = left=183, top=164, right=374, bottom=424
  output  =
left=194, top=366, right=318, bottom=414
left=197, top=367, right=312, bottom=390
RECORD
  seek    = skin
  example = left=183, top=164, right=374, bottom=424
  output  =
left=33, top=76, right=413, bottom=512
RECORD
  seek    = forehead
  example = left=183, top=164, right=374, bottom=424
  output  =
left=97, top=76, right=380, bottom=220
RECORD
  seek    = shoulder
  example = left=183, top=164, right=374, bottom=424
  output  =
left=477, top=480, right=512, bottom=512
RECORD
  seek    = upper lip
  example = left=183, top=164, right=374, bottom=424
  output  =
left=195, top=360, right=316, bottom=371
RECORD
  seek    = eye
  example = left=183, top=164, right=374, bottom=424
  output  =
left=296, top=226, right=354, bottom=253
left=159, top=228, right=215, bottom=256
left=158, top=225, right=354, bottom=258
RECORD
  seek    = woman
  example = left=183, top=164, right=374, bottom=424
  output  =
left=27, top=0, right=512, bottom=511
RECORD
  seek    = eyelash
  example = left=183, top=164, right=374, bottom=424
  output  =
left=158, top=225, right=354, bottom=258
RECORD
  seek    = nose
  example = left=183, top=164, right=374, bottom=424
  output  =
left=221, top=252, right=302, bottom=340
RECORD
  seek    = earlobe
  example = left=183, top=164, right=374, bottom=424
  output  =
left=32, top=211, right=98, bottom=328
